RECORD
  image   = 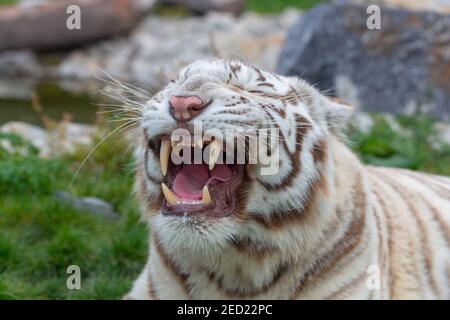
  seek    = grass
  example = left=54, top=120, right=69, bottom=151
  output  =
left=347, top=114, right=450, bottom=176
left=0, top=113, right=449, bottom=299
left=0, top=128, right=147, bottom=299
left=247, top=0, right=327, bottom=13
left=0, top=0, right=16, bottom=6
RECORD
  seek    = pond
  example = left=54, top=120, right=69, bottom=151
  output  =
left=0, top=83, right=100, bottom=126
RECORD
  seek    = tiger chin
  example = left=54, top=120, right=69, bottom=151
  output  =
left=124, top=58, right=450, bottom=300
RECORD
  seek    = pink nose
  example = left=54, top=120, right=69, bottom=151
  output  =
left=169, top=95, right=204, bottom=121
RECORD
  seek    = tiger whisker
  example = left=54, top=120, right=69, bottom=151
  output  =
left=69, top=120, right=137, bottom=186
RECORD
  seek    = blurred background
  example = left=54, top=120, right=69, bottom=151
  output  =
left=0, top=0, right=449, bottom=299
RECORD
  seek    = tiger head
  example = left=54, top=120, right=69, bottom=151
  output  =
left=135, top=58, right=352, bottom=259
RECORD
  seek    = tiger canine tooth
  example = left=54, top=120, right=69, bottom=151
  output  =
left=161, top=183, right=180, bottom=205
left=202, top=186, right=211, bottom=204
left=208, top=139, right=221, bottom=170
left=160, top=140, right=171, bottom=176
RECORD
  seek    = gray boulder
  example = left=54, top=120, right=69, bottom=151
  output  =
left=0, top=121, right=97, bottom=158
left=0, top=50, right=42, bottom=78
left=57, top=10, right=298, bottom=90
left=277, top=3, right=450, bottom=120
left=54, top=191, right=119, bottom=220
left=0, top=0, right=156, bottom=52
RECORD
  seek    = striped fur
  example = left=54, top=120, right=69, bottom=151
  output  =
left=127, top=59, right=450, bottom=300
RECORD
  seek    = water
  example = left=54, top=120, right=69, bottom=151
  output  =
left=0, top=83, right=99, bottom=126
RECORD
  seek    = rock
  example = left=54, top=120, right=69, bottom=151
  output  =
left=277, top=3, right=450, bottom=120
left=352, top=112, right=375, bottom=134
left=54, top=191, right=119, bottom=220
left=48, top=122, right=97, bottom=155
left=0, top=121, right=49, bottom=155
left=0, top=10, right=298, bottom=95
left=0, top=79, right=36, bottom=100
left=0, top=121, right=97, bottom=157
left=0, top=50, right=42, bottom=99
left=0, top=0, right=156, bottom=51
left=163, top=0, right=245, bottom=15
left=18, top=0, right=49, bottom=7
left=0, top=50, right=42, bottom=78
left=435, top=122, right=450, bottom=145
left=57, top=9, right=299, bottom=90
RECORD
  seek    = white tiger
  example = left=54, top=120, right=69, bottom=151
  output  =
left=125, top=58, right=450, bottom=300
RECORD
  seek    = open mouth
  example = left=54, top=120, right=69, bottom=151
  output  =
left=158, top=135, right=244, bottom=218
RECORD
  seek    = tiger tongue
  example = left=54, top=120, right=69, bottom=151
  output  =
left=172, top=164, right=234, bottom=200
left=173, top=164, right=209, bottom=200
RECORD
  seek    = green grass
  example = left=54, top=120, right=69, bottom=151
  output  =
left=0, top=128, right=147, bottom=300
left=347, top=114, right=450, bottom=176
left=0, top=114, right=449, bottom=299
left=246, top=0, right=327, bottom=13
left=0, top=0, right=16, bottom=6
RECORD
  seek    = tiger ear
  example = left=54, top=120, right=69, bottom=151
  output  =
left=323, top=97, right=353, bottom=132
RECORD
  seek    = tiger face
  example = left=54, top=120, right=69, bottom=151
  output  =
left=136, top=58, right=351, bottom=257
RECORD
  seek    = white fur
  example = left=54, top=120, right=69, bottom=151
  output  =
left=127, top=59, right=450, bottom=300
